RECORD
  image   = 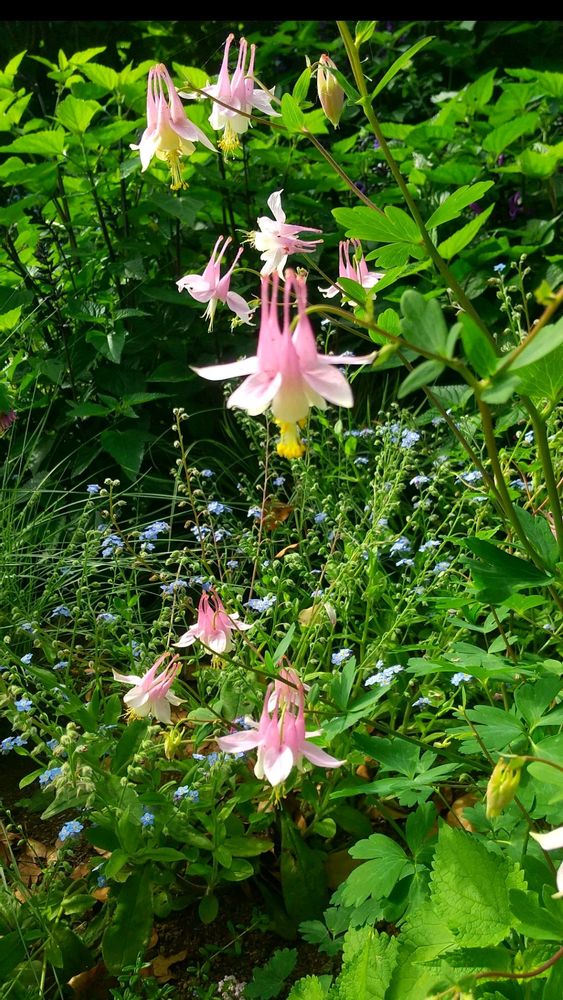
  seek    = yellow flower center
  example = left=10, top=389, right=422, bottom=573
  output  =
left=218, top=121, right=241, bottom=156
left=165, top=150, right=188, bottom=191
left=276, top=421, right=306, bottom=460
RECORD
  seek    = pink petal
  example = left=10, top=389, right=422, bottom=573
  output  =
left=173, top=629, right=198, bottom=648
left=113, top=670, right=142, bottom=686
left=300, top=740, right=345, bottom=769
left=218, top=729, right=261, bottom=753
left=303, top=365, right=354, bottom=408
left=192, top=356, right=259, bottom=381
left=227, top=370, right=282, bottom=415
left=321, top=351, right=376, bottom=366
left=226, top=290, right=254, bottom=323
left=267, top=190, right=286, bottom=224
left=262, top=745, right=294, bottom=786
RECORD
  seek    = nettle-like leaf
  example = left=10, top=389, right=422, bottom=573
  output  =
left=430, top=824, right=526, bottom=947
left=246, top=948, right=298, bottom=1000
left=338, top=927, right=399, bottom=1000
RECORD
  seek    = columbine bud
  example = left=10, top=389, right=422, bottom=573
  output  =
left=163, top=727, right=184, bottom=761
left=485, top=756, right=525, bottom=818
left=317, top=55, right=345, bottom=128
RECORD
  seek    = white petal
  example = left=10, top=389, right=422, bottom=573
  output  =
left=531, top=826, right=563, bottom=851
left=267, top=190, right=285, bottom=224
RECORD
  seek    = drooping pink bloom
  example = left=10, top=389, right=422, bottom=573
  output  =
left=174, top=590, right=252, bottom=655
left=0, top=411, right=16, bottom=433
left=177, top=236, right=253, bottom=330
left=218, top=671, right=344, bottom=787
left=190, top=34, right=278, bottom=154
left=113, top=652, right=183, bottom=724
left=321, top=240, right=383, bottom=299
left=250, top=191, right=323, bottom=277
left=131, top=63, right=215, bottom=190
left=192, top=270, right=375, bottom=458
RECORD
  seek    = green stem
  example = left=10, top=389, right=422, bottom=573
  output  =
left=336, top=20, right=497, bottom=350
left=303, top=128, right=384, bottom=214
left=523, top=398, right=563, bottom=558
left=477, top=399, right=542, bottom=563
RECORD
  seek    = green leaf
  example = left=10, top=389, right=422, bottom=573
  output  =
left=465, top=537, right=552, bottom=586
left=426, top=181, right=494, bottom=229
left=339, top=835, right=413, bottom=907
left=198, top=893, right=219, bottom=924
left=510, top=888, right=563, bottom=941
left=0, top=931, right=28, bottom=978
left=281, top=816, right=328, bottom=923
left=287, top=976, right=328, bottom=1000
left=333, top=205, right=420, bottom=246
left=481, top=373, right=521, bottom=404
left=331, top=656, right=357, bottom=711
left=224, top=836, right=274, bottom=857
left=56, top=94, right=101, bottom=132
left=515, top=345, right=563, bottom=403
left=400, top=289, right=448, bottom=354
left=398, top=360, right=444, bottom=398
left=354, top=733, right=420, bottom=777
left=430, top=824, right=525, bottom=946
left=513, top=507, right=559, bottom=571
left=246, top=948, right=297, bottom=1000
left=482, top=112, right=539, bottom=157
left=100, top=428, right=148, bottom=479
left=372, top=37, right=434, bottom=100
left=503, top=317, right=563, bottom=371
left=111, top=719, right=149, bottom=776
left=102, top=868, right=153, bottom=974
left=355, top=21, right=377, bottom=46
left=343, top=930, right=399, bottom=1000
left=0, top=129, right=65, bottom=155
left=459, top=314, right=498, bottom=377
left=437, top=203, right=494, bottom=259
left=281, top=93, right=305, bottom=133
left=292, top=67, right=311, bottom=105
left=81, top=62, right=119, bottom=91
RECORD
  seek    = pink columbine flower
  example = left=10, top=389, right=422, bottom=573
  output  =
left=189, top=34, right=278, bottom=155
left=113, top=651, right=184, bottom=724
left=0, top=410, right=16, bottom=433
left=174, top=590, right=252, bottom=655
left=217, top=670, right=344, bottom=787
left=530, top=825, right=563, bottom=897
left=320, top=240, right=383, bottom=299
left=176, top=236, right=253, bottom=330
left=192, top=270, right=374, bottom=458
left=250, top=190, right=323, bottom=277
left=131, top=63, right=215, bottom=190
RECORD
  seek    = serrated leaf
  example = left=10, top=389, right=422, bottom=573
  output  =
left=287, top=976, right=328, bottom=1000
left=437, top=203, right=494, bottom=259
left=56, top=94, right=101, bottom=133
left=0, top=129, right=65, bottom=156
left=339, top=928, right=399, bottom=1000
left=430, top=824, right=525, bottom=947
left=281, top=93, right=305, bottom=133
left=398, top=360, right=444, bottom=398
left=246, top=948, right=297, bottom=1000
left=81, top=62, right=119, bottom=91
left=400, top=289, right=448, bottom=354
left=372, top=37, right=434, bottom=100
left=426, top=181, right=494, bottom=229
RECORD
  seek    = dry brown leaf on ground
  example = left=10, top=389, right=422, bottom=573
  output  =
left=68, top=962, right=114, bottom=997
left=150, top=949, right=188, bottom=982
left=445, top=793, right=478, bottom=832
